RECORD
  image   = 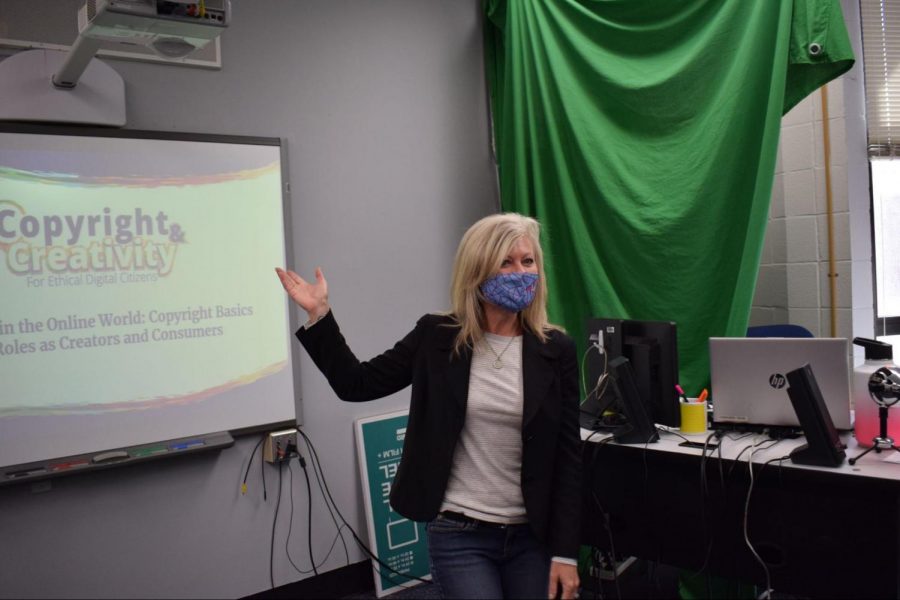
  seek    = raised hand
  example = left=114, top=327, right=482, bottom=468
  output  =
left=275, top=267, right=330, bottom=323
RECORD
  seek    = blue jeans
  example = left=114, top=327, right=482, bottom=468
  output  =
left=427, top=512, right=550, bottom=599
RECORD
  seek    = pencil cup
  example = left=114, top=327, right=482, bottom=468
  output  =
left=679, top=400, right=707, bottom=435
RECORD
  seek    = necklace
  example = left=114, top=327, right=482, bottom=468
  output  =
left=483, top=334, right=516, bottom=369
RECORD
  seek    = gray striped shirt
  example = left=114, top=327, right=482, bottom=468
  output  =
left=440, top=332, right=527, bottom=524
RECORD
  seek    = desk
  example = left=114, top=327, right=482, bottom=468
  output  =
left=581, top=429, right=900, bottom=598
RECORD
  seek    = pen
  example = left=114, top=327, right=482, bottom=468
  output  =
left=697, top=388, right=708, bottom=404
left=675, top=384, right=688, bottom=403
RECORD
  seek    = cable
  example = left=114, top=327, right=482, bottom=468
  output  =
left=283, top=460, right=350, bottom=575
left=270, top=461, right=284, bottom=590
left=689, top=431, right=776, bottom=585
left=594, top=504, right=622, bottom=600
left=301, top=453, right=318, bottom=577
left=759, top=454, right=791, bottom=476
left=295, top=428, right=430, bottom=586
left=241, top=434, right=266, bottom=497
left=726, top=436, right=769, bottom=481
left=688, top=431, right=783, bottom=590
left=585, top=435, right=618, bottom=600
left=717, top=433, right=726, bottom=490
left=261, top=442, right=268, bottom=501
left=580, top=341, right=608, bottom=405
left=717, top=431, right=757, bottom=484
left=243, top=435, right=355, bottom=587
left=743, top=436, right=773, bottom=599
left=581, top=342, right=595, bottom=401
left=594, top=548, right=605, bottom=600
left=641, top=432, right=653, bottom=503
left=699, top=431, right=718, bottom=498
left=301, top=440, right=350, bottom=567
left=638, top=433, right=664, bottom=583
left=281, top=454, right=319, bottom=577
left=655, top=425, right=691, bottom=443
left=684, top=431, right=721, bottom=582
left=584, top=429, right=613, bottom=444
left=588, top=540, right=621, bottom=600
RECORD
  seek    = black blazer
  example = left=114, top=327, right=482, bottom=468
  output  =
left=296, top=311, right=582, bottom=558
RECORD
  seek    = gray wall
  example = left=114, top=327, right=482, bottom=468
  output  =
left=752, top=79, right=856, bottom=337
left=751, top=0, right=874, bottom=365
left=0, top=1, right=497, bottom=598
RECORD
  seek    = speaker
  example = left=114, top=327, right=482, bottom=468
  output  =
left=786, top=363, right=845, bottom=467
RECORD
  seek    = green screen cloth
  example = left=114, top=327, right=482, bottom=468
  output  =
left=484, top=0, right=854, bottom=393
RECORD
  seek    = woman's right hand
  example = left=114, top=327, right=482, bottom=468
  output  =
left=275, top=267, right=330, bottom=323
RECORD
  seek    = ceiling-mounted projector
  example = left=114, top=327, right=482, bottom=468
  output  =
left=78, top=0, right=230, bottom=59
left=0, top=0, right=231, bottom=126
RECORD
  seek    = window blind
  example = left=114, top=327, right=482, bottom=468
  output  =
left=862, top=0, right=900, bottom=156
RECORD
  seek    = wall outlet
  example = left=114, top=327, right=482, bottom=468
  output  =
left=263, top=428, right=298, bottom=463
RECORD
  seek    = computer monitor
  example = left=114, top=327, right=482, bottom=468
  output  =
left=585, top=317, right=680, bottom=427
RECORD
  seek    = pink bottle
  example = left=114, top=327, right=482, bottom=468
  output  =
left=853, top=338, right=900, bottom=448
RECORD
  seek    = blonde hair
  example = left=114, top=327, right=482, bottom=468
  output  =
left=448, top=213, right=559, bottom=354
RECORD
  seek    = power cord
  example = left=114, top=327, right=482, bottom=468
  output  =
left=284, top=460, right=351, bottom=575
left=299, top=452, right=318, bottom=577
left=654, top=425, right=691, bottom=443
left=696, top=431, right=720, bottom=581
left=241, top=434, right=267, bottom=500
left=687, top=431, right=761, bottom=586
left=726, top=435, right=780, bottom=482
left=270, top=461, right=284, bottom=589
left=244, top=436, right=344, bottom=589
left=585, top=436, right=619, bottom=600
left=280, top=444, right=320, bottom=578
left=284, top=450, right=350, bottom=575
left=242, top=433, right=361, bottom=590
left=297, top=439, right=350, bottom=567
left=581, top=341, right=609, bottom=406
left=637, top=431, right=665, bottom=591
left=743, top=436, right=773, bottom=599
left=584, top=429, right=613, bottom=444
left=296, top=428, right=430, bottom=587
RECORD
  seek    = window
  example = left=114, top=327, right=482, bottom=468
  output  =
left=861, top=0, right=900, bottom=336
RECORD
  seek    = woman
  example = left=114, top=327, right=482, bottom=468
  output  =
left=276, top=213, right=581, bottom=599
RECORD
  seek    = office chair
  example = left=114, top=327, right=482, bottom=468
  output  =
left=746, top=324, right=814, bottom=338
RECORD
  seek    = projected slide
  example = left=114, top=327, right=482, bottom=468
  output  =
left=0, top=130, right=297, bottom=469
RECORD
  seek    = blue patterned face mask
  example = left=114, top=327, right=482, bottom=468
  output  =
left=480, top=272, right=539, bottom=313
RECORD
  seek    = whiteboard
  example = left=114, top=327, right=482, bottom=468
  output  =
left=0, top=125, right=300, bottom=472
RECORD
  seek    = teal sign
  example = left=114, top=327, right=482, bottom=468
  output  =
left=355, top=410, right=430, bottom=597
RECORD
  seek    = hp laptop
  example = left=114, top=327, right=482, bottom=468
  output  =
left=709, top=337, right=852, bottom=430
